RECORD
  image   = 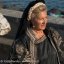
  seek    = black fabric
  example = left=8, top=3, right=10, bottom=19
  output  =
left=36, top=37, right=58, bottom=64
left=10, top=27, right=64, bottom=64
left=48, top=28, right=64, bottom=64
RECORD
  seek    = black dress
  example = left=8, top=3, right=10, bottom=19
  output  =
left=14, top=28, right=59, bottom=64
left=36, top=37, right=58, bottom=64
left=24, top=28, right=59, bottom=64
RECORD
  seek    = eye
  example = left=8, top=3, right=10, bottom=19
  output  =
left=44, top=16, right=48, bottom=19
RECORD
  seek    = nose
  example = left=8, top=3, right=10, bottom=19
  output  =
left=42, top=17, right=47, bottom=23
left=42, top=19, right=45, bottom=24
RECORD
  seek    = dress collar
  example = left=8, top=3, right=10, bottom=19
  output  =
left=26, top=28, right=46, bottom=44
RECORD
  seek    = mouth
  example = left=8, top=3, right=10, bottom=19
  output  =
left=41, top=23, right=46, bottom=29
left=41, top=23, right=46, bottom=27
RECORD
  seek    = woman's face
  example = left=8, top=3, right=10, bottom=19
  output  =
left=31, top=10, right=48, bottom=30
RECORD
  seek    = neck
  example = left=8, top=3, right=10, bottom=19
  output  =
left=33, top=28, right=43, bottom=33
left=32, top=28, right=45, bottom=39
left=32, top=27, right=43, bottom=33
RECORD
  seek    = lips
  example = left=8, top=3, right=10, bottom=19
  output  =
left=41, top=24, right=46, bottom=27
left=41, top=24, right=46, bottom=29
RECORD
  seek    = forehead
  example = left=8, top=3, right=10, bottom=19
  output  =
left=38, top=11, right=47, bottom=19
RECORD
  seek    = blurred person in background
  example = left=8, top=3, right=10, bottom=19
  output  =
left=0, top=13, right=11, bottom=35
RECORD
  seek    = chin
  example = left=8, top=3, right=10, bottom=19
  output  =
left=36, top=25, right=46, bottom=31
left=42, top=28, right=46, bottom=30
left=40, top=24, right=47, bottom=30
left=39, top=27, right=46, bottom=31
left=41, top=26, right=46, bottom=30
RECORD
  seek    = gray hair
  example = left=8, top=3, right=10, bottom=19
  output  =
left=27, top=2, right=47, bottom=21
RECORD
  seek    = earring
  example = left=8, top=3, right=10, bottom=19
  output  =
left=33, top=25, right=35, bottom=28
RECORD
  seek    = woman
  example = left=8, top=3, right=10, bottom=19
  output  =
left=10, top=1, right=64, bottom=64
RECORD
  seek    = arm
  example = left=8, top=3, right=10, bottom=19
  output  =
left=50, top=28, right=64, bottom=63
left=15, top=40, right=26, bottom=60
left=9, top=39, right=26, bottom=64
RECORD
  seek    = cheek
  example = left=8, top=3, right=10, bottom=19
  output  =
left=45, top=20, right=48, bottom=24
left=32, top=19, right=48, bottom=28
left=32, top=20, right=39, bottom=26
left=38, top=20, right=48, bottom=28
left=34, top=21, right=42, bottom=28
left=34, top=20, right=40, bottom=26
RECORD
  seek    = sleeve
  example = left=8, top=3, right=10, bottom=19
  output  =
left=51, top=29, right=64, bottom=52
left=9, top=39, right=26, bottom=64
left=0, top=13, right=11, bottom=35
left=15, top=39, right=26, bottom=58
left=50, top=28, right=64, bottom=63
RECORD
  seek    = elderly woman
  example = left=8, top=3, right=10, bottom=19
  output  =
left=10, top=1, right=64, bottom=64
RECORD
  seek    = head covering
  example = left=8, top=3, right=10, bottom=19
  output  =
left=0, top=13, right=11, bottom=35
left=22, top=1, right=45, bottom=21
left=27, top=2, right=46, bottom=21
left=15, top=1, right=45, bottom=39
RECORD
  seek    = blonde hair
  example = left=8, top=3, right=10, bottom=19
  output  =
left=27, top=2, right=47, bottom=21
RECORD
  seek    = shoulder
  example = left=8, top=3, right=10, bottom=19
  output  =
left=49, top=27, right=63, bottom=42
left=49, top=27, right=63, bottom=45
left=15, top=32, right=30, bottom=47
left=49, top=27, right=64, bottom=52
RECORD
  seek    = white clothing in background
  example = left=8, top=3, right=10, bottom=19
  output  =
left=0, top=13, right=11, bottom=35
